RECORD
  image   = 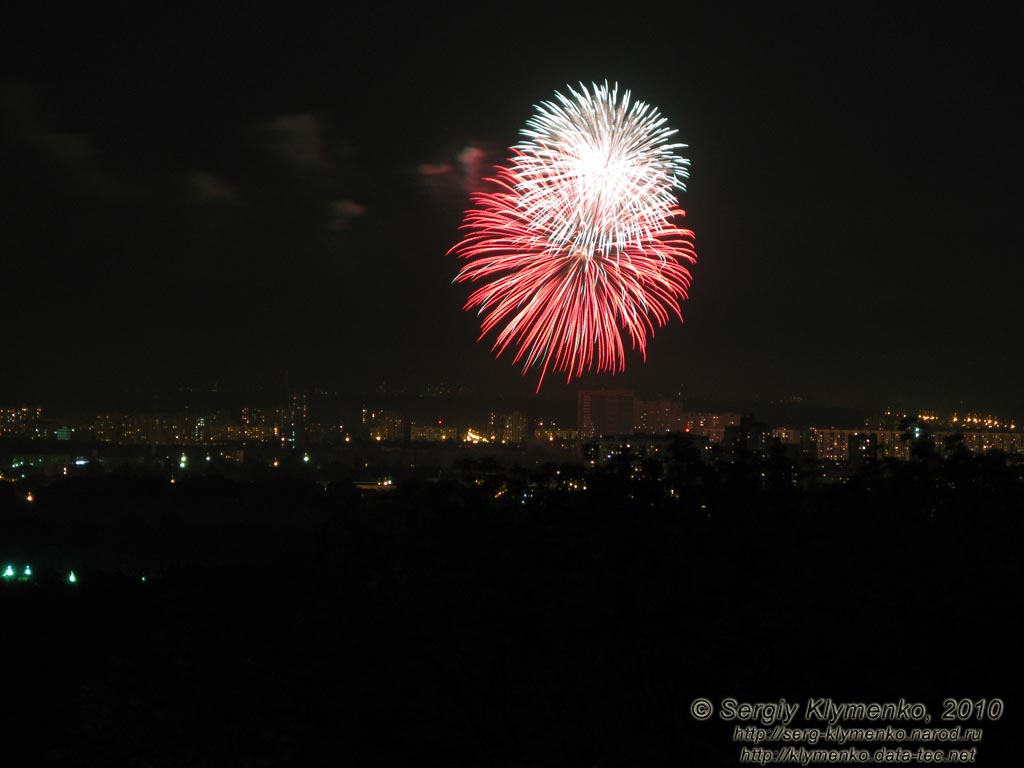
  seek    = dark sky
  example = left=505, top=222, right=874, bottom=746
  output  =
left=3, top=5, right=1022, bottom=415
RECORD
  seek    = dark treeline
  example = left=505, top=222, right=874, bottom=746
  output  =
left=1, top=445, right=1021, bottom=766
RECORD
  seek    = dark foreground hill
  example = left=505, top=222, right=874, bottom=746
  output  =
left=2, top=456, right=1021, bottom=766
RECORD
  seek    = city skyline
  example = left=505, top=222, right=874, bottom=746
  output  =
left=5, top=382, right=1021, bottom=446
left=3, top=7, right=1023, bottom=416
left=3, top=374, right=1023, bottom=435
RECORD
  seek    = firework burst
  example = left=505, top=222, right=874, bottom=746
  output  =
left=449, top=81, right=697, bottom=391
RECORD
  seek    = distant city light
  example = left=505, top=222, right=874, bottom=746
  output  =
left=465, top=428, right=488, bottom=444
left=2, top=564, right=13, bottom=579
left=68, top=571, right=77, bottom=584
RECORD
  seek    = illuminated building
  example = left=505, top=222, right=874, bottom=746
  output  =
left=811, top=428, right=859, bottom=462
left=577, top=389, right=636, bottom=439
left=284, top=390, right=309, bottom=450
left=812, top=428, right=908, bottom=462
left=93, top=413, right=134, bottom=443
left=723, top=415, right=772, bottom=457
left=679, top=411, right=741, bottom=444
left=875, top=430, right=910, bottom=461
left=54, top=425, right=76, bottom=442
left=936, top=431, right=1024, bottom=456
left=368, top=410, right=407, bottom=442
left=771, top=427, right=802, bottom=445
left=533, top=419, right=578, bottom=444
left=848, top=432, right=878, bottom=467
left=0, top=406, right=43, bottom=438
left=486, top=411, right=529, bottom=444
left=634, top=399, right=685, bottom=434
left=240, top=407, right=276, bottom=441
left=410, top=420, right=459, bottom=442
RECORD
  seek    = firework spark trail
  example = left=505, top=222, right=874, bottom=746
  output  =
left=449, top=81, right=697, bottom=391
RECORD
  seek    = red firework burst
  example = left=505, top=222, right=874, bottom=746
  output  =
left=449, top=82, right=697, bottom=391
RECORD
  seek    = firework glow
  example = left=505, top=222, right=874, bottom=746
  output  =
left=449, top=81, right=697, bottom=391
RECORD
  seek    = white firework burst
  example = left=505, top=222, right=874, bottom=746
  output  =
left=510, top=80, right=690, bottom=261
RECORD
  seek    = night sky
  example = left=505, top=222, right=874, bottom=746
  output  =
left=3, top=5, right=1022, bottom=414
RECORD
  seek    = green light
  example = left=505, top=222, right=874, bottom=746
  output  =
left=23, top=565, right=31, bottom=577
left=68, top=570, right=77, bottom=584
left=2, top=564, right=13, bottom=579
